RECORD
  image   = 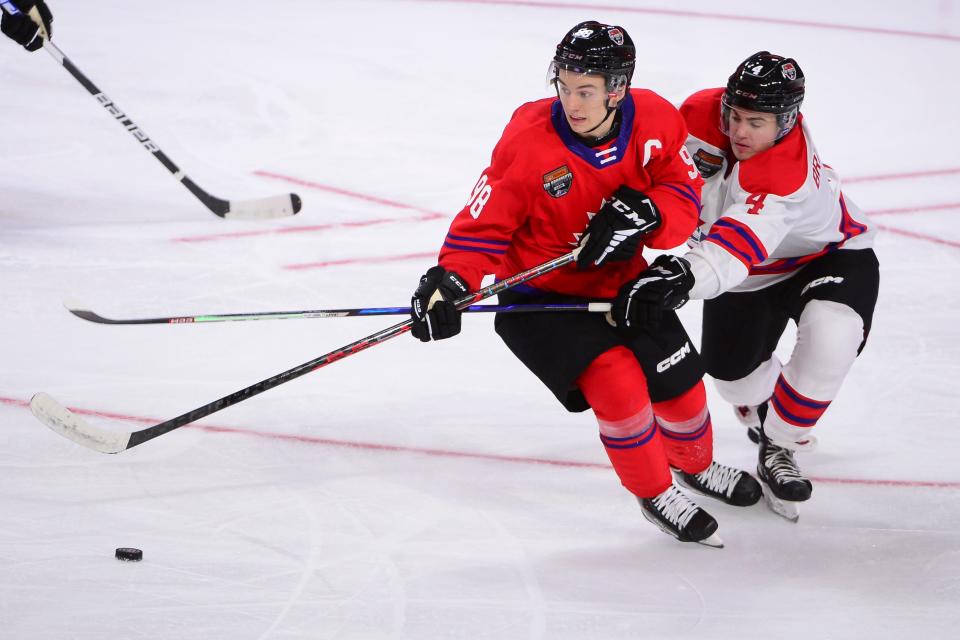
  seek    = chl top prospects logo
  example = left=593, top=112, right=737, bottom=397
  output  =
left=542, top=165, right=573, bottom=198
left=607, top=27, right=624, bottom=45
left=781, top=62, right=797, bottom=80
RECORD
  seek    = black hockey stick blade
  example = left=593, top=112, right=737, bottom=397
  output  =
left=34, top=249, right=580, bottom=454
left=62, top=298, right=612, bottom=325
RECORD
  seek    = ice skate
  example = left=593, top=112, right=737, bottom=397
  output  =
left=757, top=427, right=812, bottom=522
left=639, top=484, right=723, bottom=548
left=673, top=461, right=762, bottom=507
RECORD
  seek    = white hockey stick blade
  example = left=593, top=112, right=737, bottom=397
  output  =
left=30, top=393, right=131, bottom=454
left=224, top=193, right=302, bottom=220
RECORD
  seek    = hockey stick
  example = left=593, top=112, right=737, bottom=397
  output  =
left=31, top=249, right=581, bottom=453
left=63, top=298, right=611, bottom=325
left=1, top=0, right=301, bottom=219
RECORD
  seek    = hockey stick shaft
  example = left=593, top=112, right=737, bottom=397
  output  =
left=66, top=301, right=612, bottom=325
left=33, top=250, right=580, bottom=453
left=35, top=38, right=300, bottom=218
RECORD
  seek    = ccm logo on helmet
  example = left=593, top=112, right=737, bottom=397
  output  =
left=657, top=342, right=691, bottom=373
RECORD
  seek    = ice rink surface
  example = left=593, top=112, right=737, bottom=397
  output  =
left=2, top=1, right=959, bottom=638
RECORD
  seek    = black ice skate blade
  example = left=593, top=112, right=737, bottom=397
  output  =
left=641, top=509, right=725, bottom=548
left=759, top=478, right=801, bottom=522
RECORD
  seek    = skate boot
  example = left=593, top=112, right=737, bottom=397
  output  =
left=757, top=426, right=813, bottom=522
left=673, top=462, right=762, bottom=507
left=734, top=405, right=762, bottom=444
left=639, top=484, right=723, bottom=548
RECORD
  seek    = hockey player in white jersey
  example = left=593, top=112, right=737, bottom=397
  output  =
left=607, top=51, right=879, bottom=520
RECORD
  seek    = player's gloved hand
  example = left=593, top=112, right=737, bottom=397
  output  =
left=611, top=255, right=694, bottom=329
left=576, top=185, right=661, bottom=269
left=410, top=266, right=469, bottom=342
left=1, top=0, right=53, bottom=51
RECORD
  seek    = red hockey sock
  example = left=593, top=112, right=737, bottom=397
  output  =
left=577, top=347, right=672, bottom=498
left=653, top=381, right=713, bottom=474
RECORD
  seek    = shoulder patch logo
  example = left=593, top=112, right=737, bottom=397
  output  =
left=607, top=27, right=624, bottom=45
left=543, top=165, right=574, bottom=198
left=693, top=148, right=724, bottom=179
left=781, top=62, right=797, bottom=80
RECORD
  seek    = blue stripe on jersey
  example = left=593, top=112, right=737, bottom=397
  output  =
left=550, top=94, right=636, bottom=170
left=443, top=241, right=507, bottom=255
left=663, top=183, right=702, bottom=214
left=705, top=233, right=756, bottom=267
left=712, top=218, right=766, bottom=262
left=446, top=233, right=511, bottom=247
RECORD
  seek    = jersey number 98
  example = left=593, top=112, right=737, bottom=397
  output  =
left=467, top=175, right=493, bottom=219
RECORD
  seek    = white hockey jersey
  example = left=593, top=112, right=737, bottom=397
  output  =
left=678, top=88, right=875, bottom=299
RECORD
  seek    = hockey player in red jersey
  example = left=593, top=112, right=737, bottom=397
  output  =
left=409, top=21, right=760, bottom=547
left=613, top=52, right=879, bottom=521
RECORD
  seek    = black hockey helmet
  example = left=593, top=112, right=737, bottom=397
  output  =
left=552, top=21, right=636, bottom=93
left=722, top=51, right=805, bottom=139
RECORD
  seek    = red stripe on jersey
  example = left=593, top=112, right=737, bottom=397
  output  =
left=704, top=218, right=768, bottom=268
left=749, top=192, right=869, bottom=276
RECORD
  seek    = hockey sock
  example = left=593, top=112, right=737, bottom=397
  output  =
left=577, top=347, right=672, bottom=497
left=766, top=300, right=863, bottom=445
left=653, top=381, right=713, bottom=474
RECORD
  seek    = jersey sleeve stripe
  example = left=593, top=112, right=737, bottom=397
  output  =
left=711, top=218, right=767, bottom=262
left=446, top=232, right=512, bottom=246
left=663, top=183, right=702, bottom=214
left=442, top=240, right=508, bottom=255
left=704, top=235, right=755, bottom=268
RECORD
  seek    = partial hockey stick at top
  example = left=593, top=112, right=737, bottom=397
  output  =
left=63, top=298, right=612, bottom=325
left=0, top=2, right=301, bottom=219
left=31, top=249, right=582, bottom=454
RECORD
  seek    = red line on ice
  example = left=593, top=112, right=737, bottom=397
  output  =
left=875, top=224, right=960, bottom=248
left=4, top=395, right=959, bottom=490
left=845, top=167, right=960, bottom=184
left=419, top=0, right=960, bottom=42
left=283, top=251, right=436, bottom=270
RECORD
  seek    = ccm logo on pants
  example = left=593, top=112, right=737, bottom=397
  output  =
left=657, top=342, right=691, bottom=373
left=801, top=275, right=844, bottom=296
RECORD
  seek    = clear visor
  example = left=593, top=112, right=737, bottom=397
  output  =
left=546, top=60, right=628, bottom=101
left=719, top=95, right=798, bottom=140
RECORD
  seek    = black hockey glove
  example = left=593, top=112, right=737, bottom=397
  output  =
left=576, top=185, right=662, bottom=269
left=1, top=0, right=53, bottom=51
left=612, top=255, right=694, bottom=329
left=410, top=266, right=469, bottom=342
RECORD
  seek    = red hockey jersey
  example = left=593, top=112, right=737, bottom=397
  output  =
left=436, top=89, right=704, bottom=298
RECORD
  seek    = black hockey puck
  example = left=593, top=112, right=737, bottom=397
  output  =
left=115, top=547, right=143, bottom=562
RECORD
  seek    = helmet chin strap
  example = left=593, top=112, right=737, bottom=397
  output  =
left=581, top=104, right=617, bottom=136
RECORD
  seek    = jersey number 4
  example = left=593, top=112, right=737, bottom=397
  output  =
left=746, top=192, right=767, bottom=214
left=467, top=175, right=493, bottom=219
